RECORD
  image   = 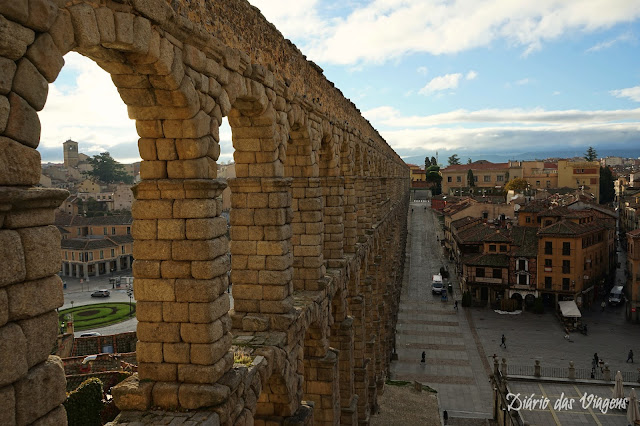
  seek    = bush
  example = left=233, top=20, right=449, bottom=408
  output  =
left=533, top=297, right=544, bottom=314
left=64, top=378, right=104, bottom=426
left=461, top=291, right=472, bottom=307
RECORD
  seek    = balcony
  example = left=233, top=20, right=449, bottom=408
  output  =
left=473, top=276, right=504, bottom=284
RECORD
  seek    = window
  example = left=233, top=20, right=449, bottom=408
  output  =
left=89, top=252, right=93, bottom=261
left=100, top=250, right=104, bottom=259
left=562, top=278, right=570, bottom=291
left=526, top=217, right=531, bottom=223
left=493, top=269, right=502, bottom=278
left=482, top=212, right=488, bottom=219
left=484, top=175, right=491, bottom=182
left=79, top=252, right=84, bottom=262
left=447, top=176, right=452, bottom=182
left=497, top=175, right=504, bottom=182
left=77, top=227, right=81, bottom=236
left=456, top=176, right=462, bottom=182
left=474, top=176, right=478, bottom=182
left=112, top=227, right=116, bottom=235
left=476, top=267, right=485, bottom=277
left=544, top=241, right=552, bottom=255
left=518, top=259, right=527, bottom=271
left=64, top=251, right=68, bottom=260
left=489, top=244, right=496, bottom=252
left=544, top=276, right=552, bottom=289
left=544, top=258, right=552, bottom=267
left=518, top=274, right=528, bottom=285
left=546, top=181, right=551, bottom=188
left=72, top=252, right=75, bottom=261
left=536, top=180, right=540, bottom=186
left=121, top=245, right=125, bottom=254
left=103, top=227, right=107, bottom=235
left=111, top=249, right=115, bottom=257
left=562, top=260, right=570, bottom=274
left=499, top=245, right=507, bottom=252
left=562, top=242, right=570, bottom=256
left=127, top=226, right=131, bottom=235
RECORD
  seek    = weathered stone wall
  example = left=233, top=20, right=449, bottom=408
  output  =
left=0, top=0, right=409, bottom=425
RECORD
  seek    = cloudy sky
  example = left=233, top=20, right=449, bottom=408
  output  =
left=38, top=0, right=640, bottom=164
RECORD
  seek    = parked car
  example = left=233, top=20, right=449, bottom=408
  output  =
left=80, top=332, right=101, bottom=337
left=608, top=286, right=625, bottom=305
left=431, top=274, right=444, bottom=294
left=91, top=289, right=110, bottom=298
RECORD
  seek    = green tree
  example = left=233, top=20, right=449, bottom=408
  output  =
left=599, top=166, right=615, bottom=204
left=430, top=156, right=438, bottom=166
left=84, top=152, right=133, bottom=184
left=424, top=156, right=429, bottom=171
left=467, top=158, right=472, bottom=164
left=584, top=146, right=598, bottom=162
left=504, top=177, right=529, bottom=192
left=448, top=154, right=460, bottom=166
left=467, top=169, right=475, bottom=187
left=426, top=165, right=442, bottom=195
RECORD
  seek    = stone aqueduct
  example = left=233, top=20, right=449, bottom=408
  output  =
left=0, top=0, right=410, bottom=424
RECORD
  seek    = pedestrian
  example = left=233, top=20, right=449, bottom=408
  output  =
left=628, top=349, right=634, bottom=363
left=454, top=300, right=458, bottom=310
left=443, top=410, right=449, bottom=425
left=601, top=300, right=606, bottom=312
left=500, top=334, right=506, bottom=348
left=421, top=351, right=426, bottom=364
left=593, top=353, right=599, bottom=366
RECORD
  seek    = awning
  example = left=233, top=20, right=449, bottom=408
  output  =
left=558, top=300, right=581, bottom=318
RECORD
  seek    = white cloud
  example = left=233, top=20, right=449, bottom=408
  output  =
left=417, top=66, right=429, bottom=76
left=39, top=53, right=139, bottom=161
left=364, top=106, right=640, bottom=127
left=362, top=105, right=640, bottom=154
left=419, top=73, right=462, bottom=95
left=586, top=31, right=635, bottom=52
left=516, top=78, right=531, bottom=85
left=466, top=70, right=478, bottom=80
left=253, top=0, right=640, bottom=65
left=610, top=85, right=640, bottom=102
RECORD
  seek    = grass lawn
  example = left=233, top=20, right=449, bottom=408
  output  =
left=59, top=302, right=136, bottom=331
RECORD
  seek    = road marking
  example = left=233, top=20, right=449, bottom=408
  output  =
left=538, top=383, right=561, bottom=425
left=572, top=385, right=603, bottom=426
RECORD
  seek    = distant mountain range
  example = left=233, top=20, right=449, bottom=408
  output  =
left=402, top=146, right=640, bottom=167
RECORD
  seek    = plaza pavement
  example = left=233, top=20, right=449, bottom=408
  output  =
left=389, top=201, right=640, bottom=425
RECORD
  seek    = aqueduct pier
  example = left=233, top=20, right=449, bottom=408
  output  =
left=0, top=0, right=410, bottom=424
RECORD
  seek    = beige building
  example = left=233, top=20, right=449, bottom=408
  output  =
left=57, top=214, right=133, bottom=279
left=520, top=161, right=558, bottom=189
left=557, top=159, right=600, bottom=201
left=218, top=162, right=236, bottom=212
left=441, top=160, right=523, bottom=195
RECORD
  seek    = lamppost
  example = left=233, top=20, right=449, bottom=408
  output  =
left=127, top=289, right=133, bottom=316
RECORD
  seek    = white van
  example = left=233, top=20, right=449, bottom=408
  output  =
left=431, top=274, right=444, bottom=294
left=608, top=286, right=625, bottom=305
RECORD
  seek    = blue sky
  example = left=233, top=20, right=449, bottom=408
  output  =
left=38, top=0, right=640, bottom=164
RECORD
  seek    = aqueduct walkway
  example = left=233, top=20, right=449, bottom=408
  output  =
left=0, top=0, right=410, bottom=424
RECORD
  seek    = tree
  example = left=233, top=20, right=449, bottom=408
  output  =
left=430, top=156, right=437, bottom=166
left=584, top=146, right=598, bottom=162
left=448, top=154, right=460, bottom=166
left=84, top=152, right=133, bottom=184
left=426, top=165, right=442, bottom=195
left=599, top=166, right=615, bottom=204
left=467, top=158, right=472, bottom=164
left=467, top=169, right=475, bottom=187
left=424, top=156, right=429, bottom=171
left=504, top=177, right=529, bottom=192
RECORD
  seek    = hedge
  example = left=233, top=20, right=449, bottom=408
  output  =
left=64, top=378, right=104, bottom=426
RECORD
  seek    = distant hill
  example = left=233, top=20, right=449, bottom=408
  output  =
left=402, top=146, right=640, bottom=166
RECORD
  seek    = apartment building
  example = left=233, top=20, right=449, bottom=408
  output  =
left=626, top=229, right=640, bottom=323
left=557, top=159, right=600, bottom=201
left=56, top=214, right=133, bottom=279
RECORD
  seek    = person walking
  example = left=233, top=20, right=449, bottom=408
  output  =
left=421, top=351, right=426, bottom=364
left=500, top=334, right=506, bottom=348
left=601, top=300, right=606, bottom=312
left=627, top=349, right=634, bottom=363
left=454, top=300, right=458, bottom=311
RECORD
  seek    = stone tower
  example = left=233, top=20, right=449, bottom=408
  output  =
left=63, top=139, right=78, bottom=168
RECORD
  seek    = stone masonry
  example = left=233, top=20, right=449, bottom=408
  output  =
left=0, top=0, right=410, bottom=425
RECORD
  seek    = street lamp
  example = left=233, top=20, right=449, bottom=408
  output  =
left=127, top=289, right=133, bottom=316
